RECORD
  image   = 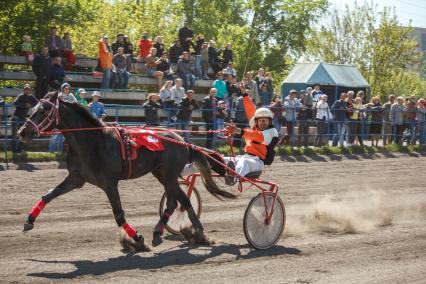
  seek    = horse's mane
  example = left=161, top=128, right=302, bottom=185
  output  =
left=61, top=100, right=104, bottom=127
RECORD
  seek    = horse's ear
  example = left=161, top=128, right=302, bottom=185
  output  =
left=44, top=91, right=59, bottom=101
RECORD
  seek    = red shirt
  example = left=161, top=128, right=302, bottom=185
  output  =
left=137, top=39, right=152, bottom=58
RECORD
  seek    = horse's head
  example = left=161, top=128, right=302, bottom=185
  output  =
left=18, top=91, right=59, bottom=143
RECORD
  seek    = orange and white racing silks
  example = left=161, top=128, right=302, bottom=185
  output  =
left=242, top=96, right=278, bottom=160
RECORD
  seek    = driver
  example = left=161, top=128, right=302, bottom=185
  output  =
left=223, top=92, right=279, bottom=185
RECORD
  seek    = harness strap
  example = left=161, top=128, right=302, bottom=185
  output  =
left=113, top=127, right=132, bottom=180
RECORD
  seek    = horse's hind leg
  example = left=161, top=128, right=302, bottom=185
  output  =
left=24, top=174, right=84, bottom=232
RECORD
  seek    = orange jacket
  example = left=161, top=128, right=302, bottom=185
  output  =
left=242, top=96, right=278, bottom=159
left=98, top=40, right=112, bottom=70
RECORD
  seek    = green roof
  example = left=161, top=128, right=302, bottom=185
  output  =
left=283, top=62, right=370, bottom=88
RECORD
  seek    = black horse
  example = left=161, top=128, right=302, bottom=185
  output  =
left=18, top=91, right=234, bottom=251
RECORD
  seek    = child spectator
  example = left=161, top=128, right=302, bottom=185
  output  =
left=112, top=47, right=129, bottom=89
left=176, top=90, right=199, bottom=141
left=49, top=56, right=66, bottom=90
left=21, top=35, right=34, bottom=62
left=58, top=83, right=77, bottom=103
left=74, top=88, right=88, bottom=106
left=153, top=36, right=165, bottom=57
left=61, top=32, right=76, bottom=71
left=213, top=72, right=228, bottom=100
left=88, top=91, right=106, bottom=121
left=216, top=100, right=227, bottom=131
left=222, top=43, right=233, bottom=67
left=142, top=94, right=162, bottom=126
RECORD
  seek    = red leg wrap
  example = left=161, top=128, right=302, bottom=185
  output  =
left=29, top=199, right=46, bottom=218
left=122, top=223, right=137, bottom=238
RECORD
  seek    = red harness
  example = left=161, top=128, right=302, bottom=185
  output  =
left=113, top=127, right=165, bottom=179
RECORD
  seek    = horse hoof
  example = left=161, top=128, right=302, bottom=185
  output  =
left=152, top=233, right=163, bottom=247
left=181, top=227, right=214, bottom=246
left=119, top=232, right=151, bottom=252
left=23, top=222, right=34, bottom=232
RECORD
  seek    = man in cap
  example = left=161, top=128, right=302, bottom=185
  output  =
left=12, top=84, right=38, bottom=152
left=88, top=91, right=106, bottom=121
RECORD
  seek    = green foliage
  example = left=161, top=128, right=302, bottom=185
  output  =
left=305, top=1, right=425, bottom=100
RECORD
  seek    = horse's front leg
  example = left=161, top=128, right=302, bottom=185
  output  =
left=23, top=174, right=84, bottom=232
left=103, top=183, right=150, bottom=252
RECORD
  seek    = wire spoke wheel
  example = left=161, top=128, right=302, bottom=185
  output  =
left=159, top=181, right=202, bottom=235
left=243, top=192, right=285, bottom=250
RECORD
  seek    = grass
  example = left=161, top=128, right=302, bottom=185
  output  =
left=0, top=144, right=425, bottom=163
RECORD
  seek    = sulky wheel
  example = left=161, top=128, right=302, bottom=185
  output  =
left=243, top=192, right=285, bottom=250
left=159, top=180, right=202, bottom=235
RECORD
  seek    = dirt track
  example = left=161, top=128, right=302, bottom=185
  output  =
left=0, top=155, right=425, bottom=283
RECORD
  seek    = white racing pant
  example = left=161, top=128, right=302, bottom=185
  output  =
left=180, top=154, right=264, bottom=178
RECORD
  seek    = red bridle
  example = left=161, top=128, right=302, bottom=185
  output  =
left=25, top=98, right=60, bottom=137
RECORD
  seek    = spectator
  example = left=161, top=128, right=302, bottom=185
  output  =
left=74, top=88, right=88, bottom=106
left=259, top=83, right=269, bottom=106
left=314, top=94, right=333, bottom=146
left=216, top=100, right=227, bottom=132
left=366, top=96, right=383, bottom=147
left=32, top=46, right=51, bottom=99
left=200, top=42, right=209, bottom=79
left=222, top=43, right=233, bottom=67
left=202, top=88, right=218, bottom=149
left=159, top=80, right=176, bottom=126
left=112, top=47, right=129, bottom=89
left=208, top=41, right=222, bottom=74
left=169, top=39, right=183, bottom=65
left=356, top=90, right=368, bottom=140
left=88, top=91, right=106, bottom=121
left=111, top=33, right=125, bottom=55
left=243, top=72, right=260, bottom=105
left=171, top=78, right=186, bottom=105
left=417, top=98, right=426, bottom=145
left=11, top=84, right=38, bottom=153
left=61, top=32, right=76, bottom=71
left=297, top=90, right=311, bottom=147
left=58, top=83, right=77, bottom=103
left=213, top=71, right=228, bottom=100
left=222, top=61, right=237, bottom=78
left=176, top=90, right=199, bottom=141
left=123, top=35, right=134, bottom=72
left=263, top=72, right=274, bottom=104
left=311, top=84, right=323, bottom=103
left=270, top=94, right=284, bottom=135
left=406, top=95, right=418, bottom=145
left=382, top=94, right=396, bottom=145
left=155, top=53, right=174, bottom=81
left=390, top=97, right=406, bottom=145
left=192, top=35, right=204, bottom=79
left=177, top=51, right=195, bottom=90
left=137, top=32, right=152, bottom=63
left=145, top=47, right=164, bottom=89
left=331, top=92, right=348, bottom=147
left=49, top=56, right=66, bottom=90
left=255, top=68, right=265, bottom=92
left=349, top=97, right=365, bottom=146
left=153, top=36, right=165, bottom=57
left=98, top=34, right=113, bottom=89
left=45, top=26, right=62, bottom=58
left=280, top=90, right=303, bottom=146
left=21, top=35, right=34, bottom=63
left=142, top=94, right=162, bottom=126
left=178, top=20, right=193, bottom=52
left=225, top=74, right=238, bottom=115
left=346, top=90, right=356, bottom=146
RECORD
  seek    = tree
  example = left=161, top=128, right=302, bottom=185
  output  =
left=306, top=1, right=422, bottom=99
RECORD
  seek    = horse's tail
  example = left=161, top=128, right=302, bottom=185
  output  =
left=189, top=148, right=236, bottom=200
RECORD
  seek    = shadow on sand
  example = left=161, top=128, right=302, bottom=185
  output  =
left=27, top=243, right=301, bottom=279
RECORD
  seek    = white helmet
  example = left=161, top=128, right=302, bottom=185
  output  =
left=254, top=107, right=273, bottom=119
